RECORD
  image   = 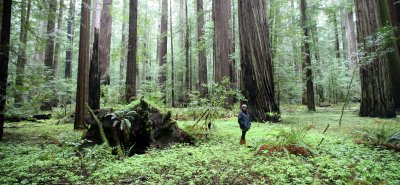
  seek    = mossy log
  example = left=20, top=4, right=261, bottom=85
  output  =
left=84, top=99, right=193, bottom=155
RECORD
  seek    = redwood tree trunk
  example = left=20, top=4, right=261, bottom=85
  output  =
left=125, top=0, right=138, bottom=102
left=389, top=0, right=400, bottom=52
left=15, top=0, right=32, bottom=107
left=382, top=0, right=400, bottom=109
left=75, top=0, right=91, bottom=130
left=44, top=0, right=57, bottom=78
left=0, top=0, right=12, bottom=140
left=213, top=0, right=231, bottom=83
left=169, top=0, right=175, bottom=107
left=119, top=0, right=128, bottom=95
left=53, top=0, right=64, bottom=77
left=197, top=0, right=208, bottom=96
left=300, top=0, right=316, bottom=111
left=65, top=0, right=76, bottom=79
left=238, top=0, right=280, bottom=122
left=159, top=0, right=168, bottom=102
left=356, top=0, right=396, bottom=118
left=99, top=0, right=113, bottom=85
left=89, top=29, right=100, bottom=110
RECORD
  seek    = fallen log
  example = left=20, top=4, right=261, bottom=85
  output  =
left=5, top=114, right=51, bottom=122
left=84, top=99, right=193, bottom=155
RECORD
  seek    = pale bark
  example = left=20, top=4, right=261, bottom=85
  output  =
left=65, top=0, right=76, bottom=79
left=99, top=0, right=113, bottom=85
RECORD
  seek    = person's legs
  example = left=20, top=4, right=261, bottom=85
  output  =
left=240, top=130, right=247, bottom=144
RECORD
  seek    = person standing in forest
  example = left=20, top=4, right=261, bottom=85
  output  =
left=238, top=104, right=251, bottom=145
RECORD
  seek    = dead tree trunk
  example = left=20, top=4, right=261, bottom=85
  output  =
left=125, top=0, right=138, bottom=102
left=356, top=0, right=396, bottom=118
left=99, top=0, right=113, bottom=85
left=75, top=0, right=91, bottom=130
left=65, top=0, right=76, bottom=79
left=197, top=0, right=208, bottom=97
left=0, top=0, right=12, bottom=140
left=84, top=99, right=193, bottom=155
left=238, top=0, right=281, bottom=122
left=89, top=29, right=100, bottom=110
left=15, top=0, right=32, bottom=107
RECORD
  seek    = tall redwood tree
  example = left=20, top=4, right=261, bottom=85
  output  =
left=125, top=0, right=138, bottom=102
left=238, top=0, right=280, bottom=122
left=0, top=0, right=12, bottom=140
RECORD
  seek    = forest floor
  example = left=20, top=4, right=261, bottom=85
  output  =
left=1, top=106, right=400, bottom=184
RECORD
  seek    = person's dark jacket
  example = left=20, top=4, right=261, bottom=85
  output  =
left=238, top=111, right=251, bottom=131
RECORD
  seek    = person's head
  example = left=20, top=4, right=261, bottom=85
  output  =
left=241, top=104, right=248, bottom=112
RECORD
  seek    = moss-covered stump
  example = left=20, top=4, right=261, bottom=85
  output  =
left=84, top=99, right=193, bottom=155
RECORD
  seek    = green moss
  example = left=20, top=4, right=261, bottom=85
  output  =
left=1, top=109, right=400, bottom=184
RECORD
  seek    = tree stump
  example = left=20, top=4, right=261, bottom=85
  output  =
left=84, top=99, right=193, bottom=155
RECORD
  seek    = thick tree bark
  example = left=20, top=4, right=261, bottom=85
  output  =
left=44, top=0, right=58, bottom=78
left=89, top=29, right=100, bottom=110
left=388, top=0, right=400, bottom=52
left=197, top=0, right=208, bottom=96
left=380, top=0, right=400, bottom=109
left=0, top=0, right=12, bottom=140
left=213, top=0, right=231, bottom=83
left=159, top=0, right=168, bottom=101
left=238, top=0, right=280, bottom=122
left=15, top=0, right=32, bottom=107
left=355, top=0, right=396, bottom=118
left=75, top=0, right=91, bottom=130
left=65, top=0, right=76, bottom=79
left=169, top=0, right=175, bottom=107
left=341, top=10, right=350, bottom=62
left=125, top=0, right=138, bottom=102
left=300, top=0, right=316, bottom=111
left=99, top=0, right=113, bottom=85
left=53, top=0, right=64, bottom=77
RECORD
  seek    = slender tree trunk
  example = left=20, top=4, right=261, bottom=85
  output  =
left=0, top=0, right=12, bottom=140
left=341, top=9, right=349, bottom=62
left=120, top=0, right=128, bottom=95
left=159, top=0, right=168, bottom=102
left=356, top=0, right=395, bottom=118
left=311, top=23, right=324, bottom=103
left=53, top=0, right=64, bottom=77
left=347, top=11, right=357, bottom=69
left=333, top=13, right=341, bottom=59
left=301, top=0, right=316, bottom=111
left=74, top=0, right=91, bottom=130
left=238, top=0, right=280, bottom=122
left=184, top=0, right=190, bottom=103
left=230, top=0, right=237, bottom=102
left=65, top=0, right=76, bottom=79
left=213, top=0, right=231, bottom=83
left=169, top=0, right=175, bottom=107
left=99, top=0, right=113, bottom=85
left=44, top=0, right=57, bottom=78
left=197, top=0, right=208, bottom=96
left=125, top=0, right=138, bottom=102
left=15, top=0, right=32, bottom=107
left=89, top=29, right=100, bottom=110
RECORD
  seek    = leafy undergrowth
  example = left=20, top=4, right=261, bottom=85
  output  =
left=1, top=109, right=400, bottom=184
